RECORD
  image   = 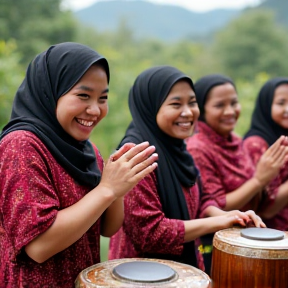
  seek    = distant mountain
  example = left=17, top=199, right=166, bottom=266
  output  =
left=256, top=0, right=288, bottom=27
left=74, top=0, right=241, bottom=42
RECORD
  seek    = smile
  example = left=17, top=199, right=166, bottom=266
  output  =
left=76, top=118, right=94, bottom=127
left=176, top=122, right=192, bottom=127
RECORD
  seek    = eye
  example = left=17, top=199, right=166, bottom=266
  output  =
left=78, top=94, right=89, bottom=99
left=189, top=100, right=198, bottom=107
left=170, top=102, right=181, bottom=107
left=99, top=95, right=108, bottom=103
left=214, top=103, right=224, bottom=108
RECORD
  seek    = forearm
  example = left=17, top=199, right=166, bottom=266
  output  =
left=202, top=205, right=227, bottom=217
left=25, top=184, right=116, bottom=263
left=183, top=216, right=226, bottom=242
left=261, top=181, right=288, bottom=219
left=225, top=177, right=263, bottom=211
left=101, top=197, right=124, bottom=237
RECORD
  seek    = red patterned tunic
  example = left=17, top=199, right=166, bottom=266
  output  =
left=109, top=172, right=204, bottom=270
left=186, top=121, right=260, bottom=217
left=243, top=135, right=288, bottom=231
left=0, top=131, right=103, bottom=288
left=108, top=171, right=204, bottom=270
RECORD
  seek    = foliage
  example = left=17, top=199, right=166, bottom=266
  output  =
left=257, top=0, right=288, bottom=27
left=0, top=0, right=78, bottom=65
left=0, top=41, right=24, bottom=129
left=212, top=10, right=288, bottom=81
left=234, top=72, right=270, bottom=136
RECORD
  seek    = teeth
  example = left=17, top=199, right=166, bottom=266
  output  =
left=77, top=119, right=94, bottom=127
left=177, top=122, right=191, bottom=127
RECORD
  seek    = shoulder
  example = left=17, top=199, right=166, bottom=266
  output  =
left=243, top=136, right=268, bottom=151
left=186, top=133, right=207, bottom=150
left=0, top=130, right=50, bottom=157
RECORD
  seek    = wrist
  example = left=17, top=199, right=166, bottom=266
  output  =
left=94, top=183, right=117, bottom=203
left=251, top=176, right=265, bottom=190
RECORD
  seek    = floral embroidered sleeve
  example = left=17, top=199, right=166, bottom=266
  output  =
left=243, top=136, right=279, bottom=208
left=0, top=132, right=59, bottom=256
left=122, top=172, right=186, bottom=255
left=187, top=147, right=226, bottom=217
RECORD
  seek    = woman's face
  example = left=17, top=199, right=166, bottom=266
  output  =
left=56, top=64, right=109, bottom=141
left=156, top=80, right=199, bottom=139
left=204, top=83, right=240, bottom=137
left=271, top=84, right=288, bottom=129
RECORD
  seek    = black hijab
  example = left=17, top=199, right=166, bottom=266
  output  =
left=194, top=74, right=236, bottom=121
left=244, top=77, right=288, bottom=146
left=0, top=42, right=110, bottom=188
left=119, top=66, right=199, bottom=266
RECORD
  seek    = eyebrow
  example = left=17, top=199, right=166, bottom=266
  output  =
left=76, top=85, right=109, bottom=93
left=169, top=95, right=196, bottom=100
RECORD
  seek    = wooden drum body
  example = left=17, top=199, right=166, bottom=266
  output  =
left=75, top=258, right=211, bottom=288
left=211, top=228, right=288, bottom=288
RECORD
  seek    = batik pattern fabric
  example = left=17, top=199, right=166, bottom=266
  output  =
left=108, top=171, right=204, bottom=271
left=0, top=131, right=103, bottom=288
left=243, top=135, right=288, bottom=231
left=186, top=121, right=260, bottom=216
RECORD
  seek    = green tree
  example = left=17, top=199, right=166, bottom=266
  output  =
left=0, top=40, right=24, bottom=129
left=0, top=0, right=78, bottom=65
left=213, top=10, right=288, bottom=81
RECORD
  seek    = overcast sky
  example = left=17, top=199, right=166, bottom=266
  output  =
left=65, top=0, right=261, bottom=12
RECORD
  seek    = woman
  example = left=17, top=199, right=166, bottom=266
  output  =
left=243, top=77, right=288, bottom=231
left=186, top=74, right=288, bottom=274
left=0, top=42, right=158, bottom=287
left=108, top=67, right=265, bottom=270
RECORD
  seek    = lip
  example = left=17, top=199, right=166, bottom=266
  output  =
left=76, top=118, right=96, bottom=127
left=221, top=118, right=236, bottom=124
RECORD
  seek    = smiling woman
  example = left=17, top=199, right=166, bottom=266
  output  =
left=108, top=66, right=266, bottom=273
left=185, top=74, right=288, bottom=275
left=0, top=42, right=158, bottom=287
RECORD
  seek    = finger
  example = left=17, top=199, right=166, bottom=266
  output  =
left=131, top=153, right=159, bottom=174
left=268, top=136, right=285, bottom=156
left=110, top=143, right=136, bottom=162
left=244, top=211, right=265, bottom=228
left=280, top=136, right=288, bottom=146
left=122, top=142, right=152, bottom=162
left=129, top=162, right=158, bottom=183
left=270, top=145, right=287, bottom=161
left=233, top=215, right=246, bottom=227
left=126, top=145, right=157, bottom=166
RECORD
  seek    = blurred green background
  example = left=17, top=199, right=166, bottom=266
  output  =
left=1, top=0, right=288, bottom=262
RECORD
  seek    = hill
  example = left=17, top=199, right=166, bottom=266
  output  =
left=257, top=0, right=288, bottom=27
left=74, top=0, right=240, bottom=42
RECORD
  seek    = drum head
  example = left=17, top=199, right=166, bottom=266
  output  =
left=240, top=227, right=285, bottom=241
left=112, top=261, right=177, bottom=283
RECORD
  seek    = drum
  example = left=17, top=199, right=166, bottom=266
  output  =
left=211, top=227, right=288, bottom=288
left=75, top=258, right=211, bottom=287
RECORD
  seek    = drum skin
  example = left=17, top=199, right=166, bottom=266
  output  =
left=211, top=228, right=288, bottom=288
left=75, top=258, right=211, bottom=288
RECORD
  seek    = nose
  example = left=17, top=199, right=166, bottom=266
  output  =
left=86, top=101, right=100, bottom=116
left=223, top=105, right=234, bottom=115
left=284, top=105, right=288, bottom=113
left=180, top=105, right=193, bottom=117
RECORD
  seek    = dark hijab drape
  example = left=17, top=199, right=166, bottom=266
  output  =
left=0, top=42, right=110, bottom=188
left=194, top=74, right=235, bottom=121
left=118, top=66, right=199, bottom=266
left=244, top=77, right=288, bottom=146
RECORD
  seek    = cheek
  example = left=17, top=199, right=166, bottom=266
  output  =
left=193, top=107, right=200, bottom=120
left=271, top=106, right=281, bottom=122
left=100, top=104, right=109, bottom=119
left=235, top=105, right=241, bottom=119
